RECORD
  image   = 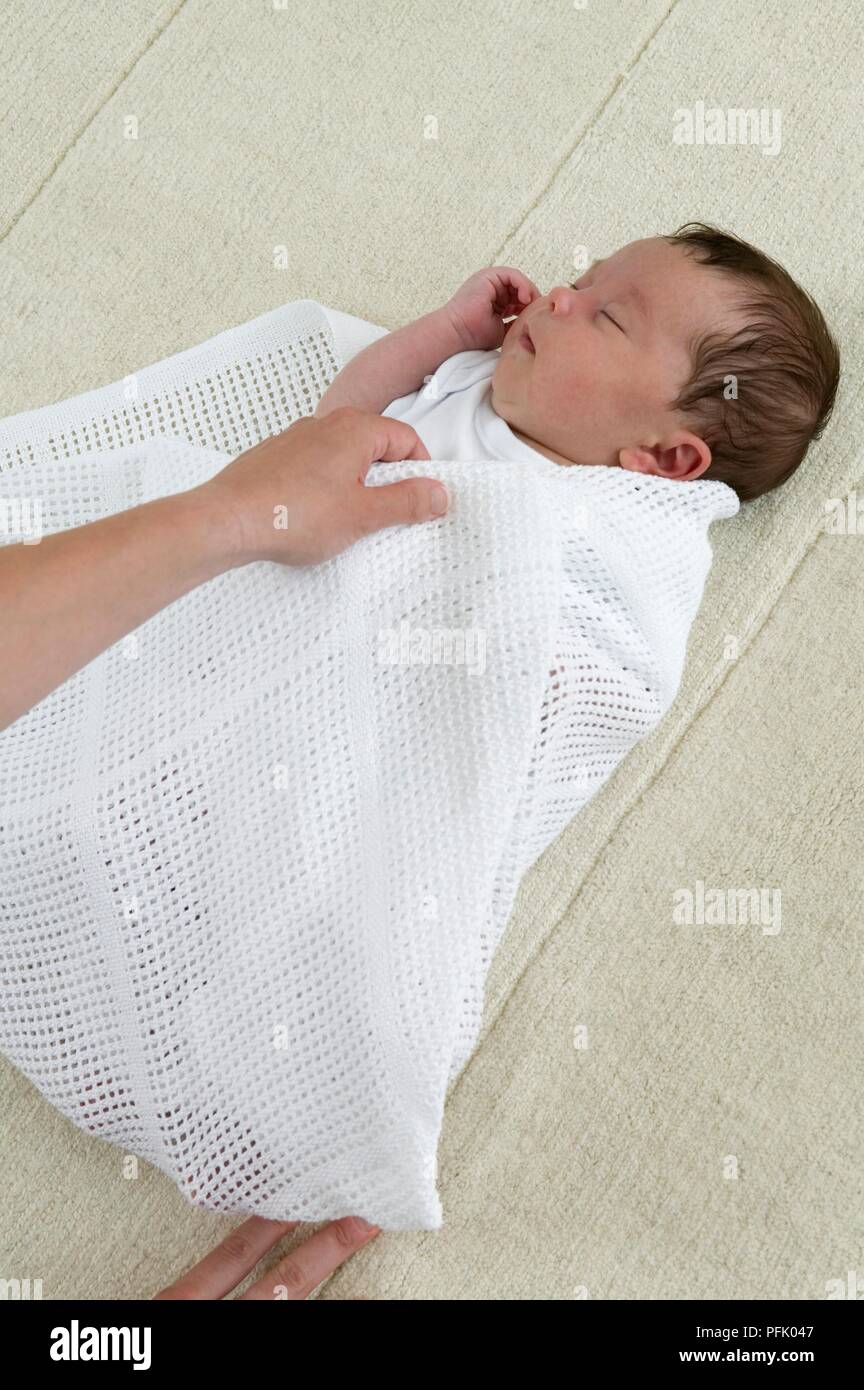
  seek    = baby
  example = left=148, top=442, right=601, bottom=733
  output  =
left=315, top=222, right=840, bottom=503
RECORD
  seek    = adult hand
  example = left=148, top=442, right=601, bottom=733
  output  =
left=153, top=1214, right=380, bottom=1300
left=200, top=406, right=449, bottom=568
left=0, top=407, right=447, bottom=729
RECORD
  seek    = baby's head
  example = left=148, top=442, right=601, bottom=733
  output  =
left=492, top=223, right=840, bottom=502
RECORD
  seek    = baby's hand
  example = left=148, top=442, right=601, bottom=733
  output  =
left=445, top=266, right=541, bottom=352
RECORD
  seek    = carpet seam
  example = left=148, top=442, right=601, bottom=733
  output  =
left=448, top=495, right=863, bottom=1107
left=0, top=0, right=189, bottom=247
left=490, top=0, right=682, bottom=263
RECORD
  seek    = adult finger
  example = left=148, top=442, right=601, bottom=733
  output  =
left=358, top=475, right=450, bottom=535
left=152, top=1216, right=299, bottom=1300
left=326, top=408, right=432, bottom=474
left=399, top=430, right=431, bottom=462
left=237, top=1216, right=381, bottom=1300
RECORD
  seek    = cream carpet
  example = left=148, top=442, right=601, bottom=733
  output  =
left=1, top=0, right=861, bottom=1300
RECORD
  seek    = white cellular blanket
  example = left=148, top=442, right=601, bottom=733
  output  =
left=0, top=300, right=738, bottom=1229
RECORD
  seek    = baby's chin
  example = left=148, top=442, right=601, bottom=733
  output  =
left=489, top=358, right=515, bottom=404
left=489, top=364, right=525, bottom=426
left=490, top=390, right=580, bottom=468
left=488, top=371, right=512, bottom=425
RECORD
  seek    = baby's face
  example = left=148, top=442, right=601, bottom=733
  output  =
left=492, top=236, right=742, bottom=479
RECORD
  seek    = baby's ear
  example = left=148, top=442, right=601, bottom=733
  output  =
left=618, top=445, right=661, bottom=475
left=619, top=432, right=711, bottom=481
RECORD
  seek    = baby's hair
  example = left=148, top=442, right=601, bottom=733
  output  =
left=663, top=222, right=841, bottom=502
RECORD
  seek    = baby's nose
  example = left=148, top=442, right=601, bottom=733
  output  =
left=547, top=284, right=581, bottom=315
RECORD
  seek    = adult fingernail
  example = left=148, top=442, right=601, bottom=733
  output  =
left=430, top=484, right=448, bottom=516
left=351, top=1217, right=381, bottom=1236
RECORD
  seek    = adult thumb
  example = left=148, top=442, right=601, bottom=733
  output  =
left=359, top=476, right=449, bottom=535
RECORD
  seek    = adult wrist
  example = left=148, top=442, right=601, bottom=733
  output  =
left=174, top=481, right=253, bottom=577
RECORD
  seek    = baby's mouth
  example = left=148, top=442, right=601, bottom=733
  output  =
left=518, top=326, right=535, bottom=354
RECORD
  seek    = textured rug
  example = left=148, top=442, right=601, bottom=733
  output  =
left=0, top=0, right=861, bottom=1299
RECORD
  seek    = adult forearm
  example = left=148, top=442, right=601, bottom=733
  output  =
left=0, top=486, right=234, bottom=732
left=0, top=409, right=443, bottom=733
left=315, top=307, right=466, bottom=417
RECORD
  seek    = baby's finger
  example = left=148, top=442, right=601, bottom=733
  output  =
left=491, top=266, right=541, bottom=305
left=514, top=276, right=541, bottom=304
left=500, top=293, right=533, bottom=321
